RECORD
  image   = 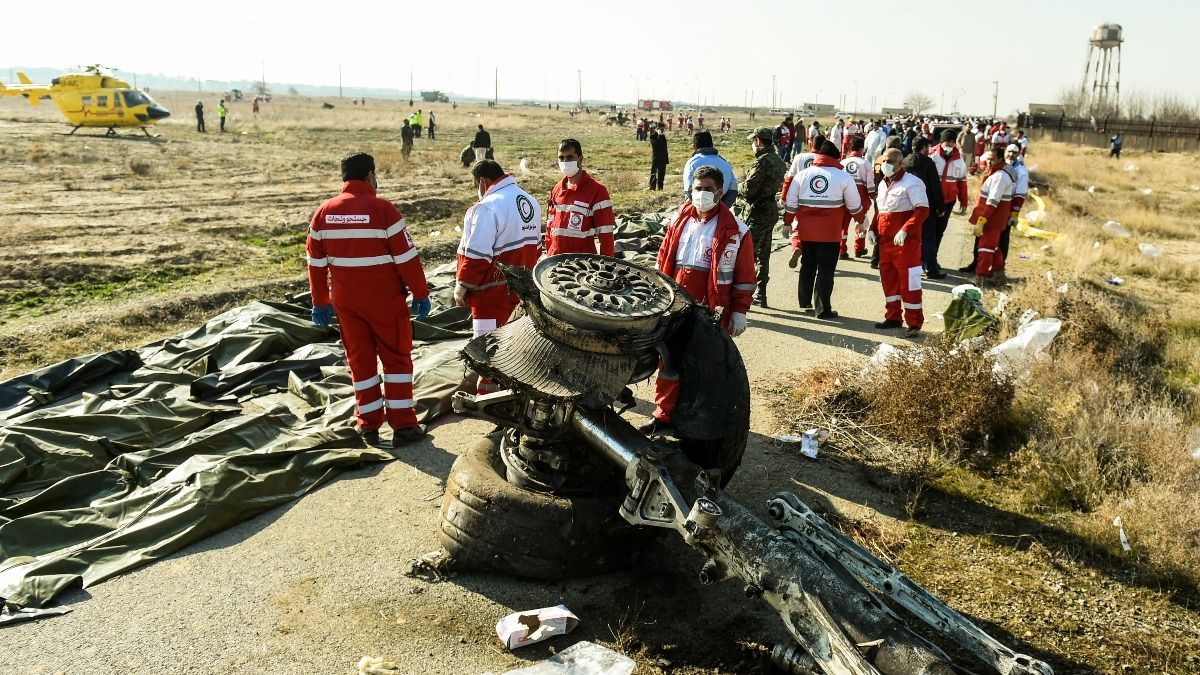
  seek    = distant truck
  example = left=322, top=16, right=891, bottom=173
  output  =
left=639, top=99, right=673, bottom=112
left=421, top=90, right=450, bottom=103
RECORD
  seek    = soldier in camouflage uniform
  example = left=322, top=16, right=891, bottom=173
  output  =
left=739, top=127, right=787, bottom=308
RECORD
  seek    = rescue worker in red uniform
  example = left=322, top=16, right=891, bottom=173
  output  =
left=784, top=141, right=866, bottom=318
left=968, top=147, right=1015, bottom=285
left=307, top=153, right=432, bottom=448
left=455, top=160, right=543, bottom=394
left=870, top=148, right=929, bottom=337
left=780, top=134, right=826, bottom=268
left=840, top=137, right=875, bottom=259
left=545, top=139, right=616, bottom=257
left=641, top=165, right=756, bottom=436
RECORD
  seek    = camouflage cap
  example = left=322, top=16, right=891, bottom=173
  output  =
left=747, top=126, right=774, bottom=144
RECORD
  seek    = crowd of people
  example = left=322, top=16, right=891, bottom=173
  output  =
left=305, top=108, right=1032, bottom=446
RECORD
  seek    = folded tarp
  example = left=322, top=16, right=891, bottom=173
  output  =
left=0, top=286, right=472, bottom=617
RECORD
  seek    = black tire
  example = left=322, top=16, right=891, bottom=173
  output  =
left=438, top=436, right=646, bottom=579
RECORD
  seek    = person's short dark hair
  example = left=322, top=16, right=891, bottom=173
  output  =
left=818, top=141, right=841, bottom=159
left=403, top=119, right=410, bottom=125
left=559, top=138, right=583, bottom=155
left=471, top=159, right=505, bottom=181
left=812, top=134, right=827, bottom=150
left=693, top=130, right=714, bottom=149
left=478, top=124, right=485, bottom=130
left=341, top=152, right=375, bottom=181
left=990, top=147, right=1005, bottom=163
left=851, top=137, right=865, bottom=152
left=886, top=136, right=902, bottom=150
left=693, top=165, right=724, bottom=187
left=913, top=136, right=929, bottom=153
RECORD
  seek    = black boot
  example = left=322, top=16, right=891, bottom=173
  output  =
left=755, top=282, right=769, bottom=308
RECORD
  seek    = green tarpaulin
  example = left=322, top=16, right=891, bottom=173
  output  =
left=0, top=270, right=473, bottom=618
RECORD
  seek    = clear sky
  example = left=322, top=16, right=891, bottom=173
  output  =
left=3, top=0, right=1193, bottom=115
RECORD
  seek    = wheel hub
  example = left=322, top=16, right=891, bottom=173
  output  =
left=534, top=255, right=674, bottom=333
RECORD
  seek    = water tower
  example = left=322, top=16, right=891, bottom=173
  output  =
left=1081, top=23, right=1123, bottom=115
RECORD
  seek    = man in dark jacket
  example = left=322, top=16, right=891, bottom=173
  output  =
left=902, top=136, right=948, bottom=278
left=649, top=127, right=669, bottom=190
left=740, top=127, right=787, bottom=307
left=472, top=125, right=492, bottom=162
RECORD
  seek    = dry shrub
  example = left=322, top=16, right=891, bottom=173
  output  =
left=129, top=159, right=153, bottom=177
left=865, top=342, right=1014, bottom=457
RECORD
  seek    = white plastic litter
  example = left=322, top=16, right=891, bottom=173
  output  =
left=497, top=605, right=580, bottom=650
left=358, top=656, right=402, bottom=675
left=1057, top=283, right=1070, bottom=294
left=430, top=230, right=441, bottom=238
left=1018, top=254, right=1031, bottom=260
left=1102, top=220, right=1132, bottom=238
left=454, top=225, right=463, bottom=232
left=1025, top=209, right=1045, bottom=223
left=1086, top=185, right=1095, bottom=193
left=502, top=641, right=635, bottom=675
left=1140, top=188, right=1153, bottom=195
left=1188, top=429, right=1200, bottom=461
left=1017, top=309, right=1039, bottom=327
left=1093, top=241, right=1102, bottom=249
left=1045, top=271, right=1054, bottom=283
left=986, top=318, right=1062, bottom=376
left=994, top=292, right=1011, bottom=315
left=862, top=343, right=904, bottom=375
left=950, top=283, right=982, bottom=300
left=801, top=428, right=828, bottom=459
left=1138, top=243, right=1163, bottom=259
left=1112, top=516, right=1133, bottom=553
left=1105, top=276, right=1124, bottom=286
left=519, top=158, right=531, bottom=174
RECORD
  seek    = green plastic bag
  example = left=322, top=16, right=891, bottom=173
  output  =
left=943, top=294, right=997, bottom=341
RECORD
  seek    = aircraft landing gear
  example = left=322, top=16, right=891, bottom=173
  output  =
left=104, top=127, right=118, bottom=137
left=68, top=126, right=81, bottom=135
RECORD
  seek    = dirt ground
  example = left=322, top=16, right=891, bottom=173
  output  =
left=2, top=96, right=1199, bottom=674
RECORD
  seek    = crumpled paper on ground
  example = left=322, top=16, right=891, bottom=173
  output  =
left=497, top=605, right=580, bottom=650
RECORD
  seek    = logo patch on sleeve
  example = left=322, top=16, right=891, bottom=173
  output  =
left=516, top=195, right=536, bottom=224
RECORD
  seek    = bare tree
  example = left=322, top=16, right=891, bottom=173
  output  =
left=1056, top=87, right=1086, bottom=117
left=902, top=91, right=934, bottom=115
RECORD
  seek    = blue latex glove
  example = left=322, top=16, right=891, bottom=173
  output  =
left=411, top=297, right=431, bottom=321
left=311, top=304, right=334, bottom=326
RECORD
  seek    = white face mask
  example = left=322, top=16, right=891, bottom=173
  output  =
left=941, top=144, right=954, bottom=153
left=880, top=162, right=897, bottom=177
left=558, top=160, right=580, bottom=178
left=691, top=189, right=718, bottom=212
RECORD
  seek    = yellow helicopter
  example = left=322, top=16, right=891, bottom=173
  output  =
left=0, top=65, right=170, bottom=136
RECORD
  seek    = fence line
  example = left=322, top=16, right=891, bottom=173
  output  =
left=1027, top=113, right=1200, bottom=153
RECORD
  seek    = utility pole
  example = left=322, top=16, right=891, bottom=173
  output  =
left=771, top=74, right=776, bottom=109
left=494, top=67, right=498, bottom=106
left=992, top=80, right=999, bottom=118
left=577, top=69, right=582, bottom=108
left=338, top=65, right=343, bottom=99
left=409, top=68, right=414, bottom=106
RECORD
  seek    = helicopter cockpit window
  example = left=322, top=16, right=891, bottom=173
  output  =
left=122, top=91, right=151, bottom=107
left=97, top=95, right=108, bottom=107
left=114, top=93, right=122, bottom=108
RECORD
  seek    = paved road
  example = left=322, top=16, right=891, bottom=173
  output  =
left=4, top=219, right=975, bottom=675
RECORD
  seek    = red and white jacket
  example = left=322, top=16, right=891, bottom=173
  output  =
left=545, top=171, right=615, bottom=256
left=456, top=175, right=542, bottom=311
left=842, top=151, right=877, bottom=205
left=1004, top=161, right=1029, bottom=213
left=779, top=151, right=819, bottom=204
left=970, top=166, right=1014, bottom=226
left=657, top=202, right=755, bottom=328
left=872, top=170, right=929, bottom=241
left=307, top=180, right=428, bottom=308
left=928, top=146, right=969, bottom=209
left=784, top=155, right=865, bottom=242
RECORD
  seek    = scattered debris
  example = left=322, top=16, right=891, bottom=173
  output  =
left=1189, top=429, right=1200, bottom=461
left=1057, top=283, right=1070, bottom=293
left=1017, top=308, right=1039, bottom=326
left=500, top=641, right=634, bottom=675
left=430, top=230, right=441, bottom=238
left=1093, top=241, right=1102, bottom=249
left=404, top=549, right=449, bottom=582
left=519, top=158, right=531, bottom=174
left=1138, top=243, right=1163, bottom=259
left=1102, top=220, right=1132, bottom=238
left=1105, top=276, right=1124, bottom=286
left=1123, top=163, right=1139, bottom=172
left=357, top=656, right=402, bottom=675
left=1018, top=254, right=1031, bottom=259
left=1140, top=188, right=1153, bottom=195
left=1113, top=516, right=1133, bottom=553
left=986, top=318, right=1062, bottom=376
left=497, top=605, right=580, bottom=650
left=1086, top=185, right=1095, bottom=193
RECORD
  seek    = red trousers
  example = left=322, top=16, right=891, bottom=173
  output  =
left=336, top=299, right=417, bottom=430
left=840, top=213, right=866, bottom=256
left=975, top=219, right=1008, bottom=277
left=878, top=238, right=924, bottom=329
left=469, top=290, right=518, bottom=395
